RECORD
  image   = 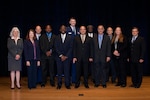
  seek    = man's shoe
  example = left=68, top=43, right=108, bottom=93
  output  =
left=84, top=84, right=89, bottom=88
left=94, top=84, right=100, bottom=87
left=102, top=85, right=107, bottom=88
left=66, top=86, right=71, bottom=89
left=57, top=85, right=61, bottom=89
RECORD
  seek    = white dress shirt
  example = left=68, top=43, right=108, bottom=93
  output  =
left=88, top=33, right=94, bottom=38
left=61, top=33, right=66, bottom=43
left=71, top=26, right=76, bottom=34
left=131, top=35, right=138, bottom=43
left=80, top=34, right=86, bottom=43
left=36, top=33, right=41, bottom=40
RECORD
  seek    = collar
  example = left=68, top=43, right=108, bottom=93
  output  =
left=11, top=36, right=20, bottom=40
left=70, top=26, right=75, bottom=29
left=46, top=32, right=52, bottom=34
left=36, top=33, right=41, bottom=36
left=133, top=35, right=138, bottom=39
left=98, top=33, right=104, bottom=36
left=61, top=33, right=66, bottom=35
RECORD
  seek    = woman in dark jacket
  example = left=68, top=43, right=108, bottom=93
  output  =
left=24, top=29, right=40, bottom=89
left=7, top=27, right=23, bottom=89
left=111, top=27, right=128, bottom=87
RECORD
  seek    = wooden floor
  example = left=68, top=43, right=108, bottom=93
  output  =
left=0, top=76, right=150, bottom=100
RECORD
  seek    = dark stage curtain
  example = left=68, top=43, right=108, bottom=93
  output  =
left=0, top=0, right=149, bottom=76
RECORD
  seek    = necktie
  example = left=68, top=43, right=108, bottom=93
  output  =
left=47, top=33, right=52, bottom=42
left=132, top=36, right=136, bottom=43
left=72, top=27, right=76, bottom=35
left=81, top=35, right=85, bottom=43
left=98, top=35, right=102, bottom=49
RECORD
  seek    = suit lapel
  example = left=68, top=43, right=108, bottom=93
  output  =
left=78, top=35, right=82, bottom=43
left=134, top=36, right=139, bottom=43
left=84, top=35, right=88, bottom=44
left=44, top=33, right=50, bottom=42
left=101, top=35, right=105, bottom=48
left=64, top=34, right=68, bottom=43
left=58, top=34, right=62, bottom=43
left=94, top=34, right=99, bottom=48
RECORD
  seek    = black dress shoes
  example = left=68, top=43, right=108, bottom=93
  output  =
left=94, top=84, right=100, bottom=87
left=121, top=84, right=126, bottom=87
left=134, top=85, right=140, bottom=88
left=102, top=85, right=107, bottom=88
left=66, top=86, right=71, bottom=89
left=41, top=84, right=45, bottom=87
left=84, top=84, right=89, bottom=88
left=57, top=85, right=61, bottom=89
left=75, top=84, right=80, bottom=88
left=50, top=83, right=55, bottom=87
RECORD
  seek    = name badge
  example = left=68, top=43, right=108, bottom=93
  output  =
left=68, top=32, right=72, bottom=34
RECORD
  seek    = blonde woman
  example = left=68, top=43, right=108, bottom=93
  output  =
left=111, top=27, right=128, bottom=87
left=7, top=27, right=23, bottom=89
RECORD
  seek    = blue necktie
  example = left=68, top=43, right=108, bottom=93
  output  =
left=47, top=33, right=52, bottom=41
left=98, top=35, right=102, bottom=49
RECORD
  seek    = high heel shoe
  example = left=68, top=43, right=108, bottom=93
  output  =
left=16, top=84, right=21, bottom=89
left=17, top=86, right=21, bottom=89
left=11, top=85, right=15, bottom=89
left=11, top=87, right=15, bottom=89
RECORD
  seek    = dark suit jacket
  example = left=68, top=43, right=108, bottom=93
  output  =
left=73, top=35, right=93, bottom=62
left=93, top=34, right=111, bottom=63
left=111, top=36, right=128, bottom=59
left=55, top=33, right=73, bottom=61
left=24, top=40, right=40, bottom=61
left=66, top=26, right=79, bottom=36
left=129, top=36, right=145, bottom=63
left=39, top=33, right=56, bottom=59
left=7, top=38, right=23, bottom=58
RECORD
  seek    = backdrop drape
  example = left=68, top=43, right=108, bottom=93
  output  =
left=0, top=0, right=149, bottom=76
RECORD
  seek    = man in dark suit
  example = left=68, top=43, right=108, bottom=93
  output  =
left=129, top=27, right=145, bottom=88
left=73, top=26, right=93, bottom=88
left=39, top=25, right=56, bottom=87
left=66, top=17, right=79, bottom=37
left=93, top=25, right=111, bottom=88
left=87, top=25, right=96, bottom=83
left=55, top=25, right=73, bottom=89
left=35, top=25, right=42, bottom=85
left=106, top=26, right=116, bottom=83
left=66, top=17, right=79, bottom=84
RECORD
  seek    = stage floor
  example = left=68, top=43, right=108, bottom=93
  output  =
left=0, top=76, right=150, bottom=100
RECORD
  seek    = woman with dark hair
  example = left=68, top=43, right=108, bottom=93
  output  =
left=24, top=29, right=40, bottom=89
left=111, top=27, right=128, bottom=87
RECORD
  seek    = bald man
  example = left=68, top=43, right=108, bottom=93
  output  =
left=35, top=25, right=42, bottom=85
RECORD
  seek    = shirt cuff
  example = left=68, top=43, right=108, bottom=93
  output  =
left=59, top=54, right=63, bottom=57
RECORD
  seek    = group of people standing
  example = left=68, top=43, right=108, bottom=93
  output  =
left=7, top=17, right=145, bottom=90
